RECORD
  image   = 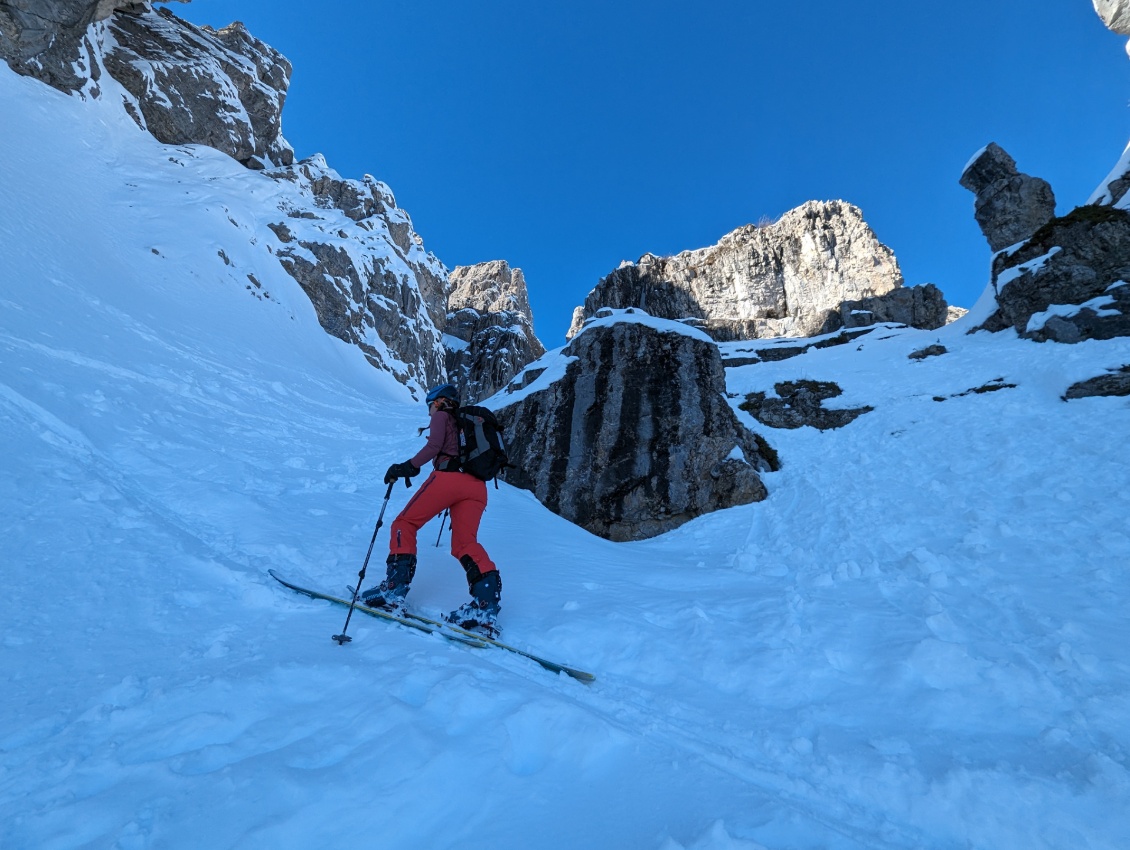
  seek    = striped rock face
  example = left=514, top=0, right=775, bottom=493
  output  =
left=496, top=315, right=770, bottom=542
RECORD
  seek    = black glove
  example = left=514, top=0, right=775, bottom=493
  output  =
left=384, top=460, right=420, bottom=484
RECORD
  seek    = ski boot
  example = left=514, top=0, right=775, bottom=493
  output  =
left=446, top=556, right=501, bottom=637
left=360, top=553, right=416, bottom=612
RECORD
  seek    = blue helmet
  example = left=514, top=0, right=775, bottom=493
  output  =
left=425, top=383, right=459, bottom=406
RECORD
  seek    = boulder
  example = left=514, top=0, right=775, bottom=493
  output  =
left=739, top=381, right=873, bottom=431
left=908, top=344, right=947, bottom=361
left=567, top=200, right=942, bottom=341
left=495, top=312, right=770, bottom=542
left=960, top=143, right=1057, bottom=253
left=445, top=262, right=545, bottom=403
left=841, top=283, right=950, bottom=330
left=1063, top=364, right=1130, bottom=399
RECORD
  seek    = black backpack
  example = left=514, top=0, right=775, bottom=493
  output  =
left=452, top=406, right=509, bottom=482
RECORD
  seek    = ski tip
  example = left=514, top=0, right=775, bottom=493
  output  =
left=564, top=669, right=596, bottom=683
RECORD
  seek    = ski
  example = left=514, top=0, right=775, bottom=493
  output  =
left=273, top=570, right=595, bottom=683
left=345, top=583, right=501, bottom=640
left=426, top=613, right=596, bottom=683
left=346, top=584, right=595, bottom=683
left=269, top=570, right=486, bottom=648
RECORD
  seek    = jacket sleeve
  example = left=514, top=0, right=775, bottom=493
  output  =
left=409, top=409, right=456, bottom=468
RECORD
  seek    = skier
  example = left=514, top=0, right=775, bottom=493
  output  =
left=361, top=383, right=503, bottom=634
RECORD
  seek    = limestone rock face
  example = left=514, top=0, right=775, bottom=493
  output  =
left=568, top=201, right=945, bottom=341
left=266, top=156, right=449, bottom=390
left=495, top=313, right=770, bottom=542
left=1094, top=0, right=1130, bottom=35
left=0, top=0, right=134, bottom=91
left=449, top=260, right=535, bottom=317
left=103, top=6, right=294, bottom=167
left=445, top=261, right=545, bottom=404
left=960, top=143, right=1057, bottom=253
left=981, top=205, right=1130, bottom=343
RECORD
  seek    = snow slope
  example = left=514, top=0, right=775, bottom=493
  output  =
left=3, top=63, right=1130, bottom=850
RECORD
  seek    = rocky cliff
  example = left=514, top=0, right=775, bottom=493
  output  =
left=1, top=0, right=450, bottom=392
left=103, top=5, right=294, bottom=168
left=568, top=200, right=949, bottom=342
left=445, top=261, right=545, bottom=403
left=493, top=311, right=772, bottom=542
left=265, top=156, right=449, bottom=387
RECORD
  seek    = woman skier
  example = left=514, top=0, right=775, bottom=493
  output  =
left=361, top=383, right=502, bottom=635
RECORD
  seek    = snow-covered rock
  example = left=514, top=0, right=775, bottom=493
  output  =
left=963, top=17, right=1130, bottom=347
left=567, top=200, right=948, bottom=341
left=960, top=142, right=1057, bottom=253
left=265, top=155, right=449, bottom=389
left=495, top=311, right=770, bottom=541
left=738, top=379, right=873, bottom=431
left=979, top=205, right=1130, bottom=342
left=445, top=261, right=545, bottom=403
left=1063, top=363, right=1130, bottom=398
left=2, top=1, right=294, bottom=167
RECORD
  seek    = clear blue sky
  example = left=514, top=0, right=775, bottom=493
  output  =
left=179, top=0, right=1130, bottom=344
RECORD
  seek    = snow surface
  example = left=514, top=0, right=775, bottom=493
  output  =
left=3, top=62, right=1130, bottom=850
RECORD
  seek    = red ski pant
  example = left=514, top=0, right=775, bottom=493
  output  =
left=389, top=471, right=497, bottom=573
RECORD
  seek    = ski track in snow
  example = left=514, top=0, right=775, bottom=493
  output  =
left=3, top=63, right=1130, bottom=850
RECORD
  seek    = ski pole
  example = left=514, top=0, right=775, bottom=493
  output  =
left=435, top=509, right=448, bottom=547
left=332, top=476, right=411, bottom=645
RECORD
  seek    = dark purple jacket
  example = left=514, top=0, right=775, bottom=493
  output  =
left=410, top=408, right=459, bottom=470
